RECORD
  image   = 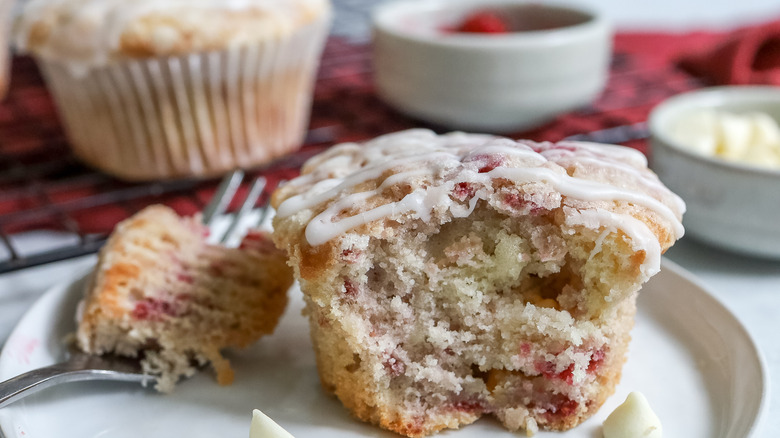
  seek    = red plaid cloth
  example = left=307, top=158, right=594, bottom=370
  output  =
left=0, top=31, right=717, bottom=238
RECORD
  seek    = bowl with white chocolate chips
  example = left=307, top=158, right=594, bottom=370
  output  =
left=649, top=85, right=780, bottom=259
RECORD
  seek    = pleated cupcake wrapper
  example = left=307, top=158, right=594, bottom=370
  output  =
left=39, top=17, right=330, bottom=181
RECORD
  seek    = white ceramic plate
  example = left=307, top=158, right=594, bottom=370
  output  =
left=0, top=259, right=766, bottom=438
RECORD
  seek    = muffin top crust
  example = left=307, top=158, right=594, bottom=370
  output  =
left=272, top=129, right=685, bottom=276
left=14, top=0, right=330, bottom=67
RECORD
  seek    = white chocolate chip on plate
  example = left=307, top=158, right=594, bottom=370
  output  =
left=603, top=391, right=663, bottom=438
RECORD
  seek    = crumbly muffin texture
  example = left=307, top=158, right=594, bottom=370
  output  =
left=77, top=205, right=293, bottom=392
left=272, top=130, right=684, bottom=436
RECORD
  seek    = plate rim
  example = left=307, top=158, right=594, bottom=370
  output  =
left=656, top=258, right=770, bottom=438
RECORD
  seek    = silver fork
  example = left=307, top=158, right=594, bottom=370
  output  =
left=0, top=170, right=276, bottom=409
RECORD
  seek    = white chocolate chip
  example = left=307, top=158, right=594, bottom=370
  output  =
left=249, top=409, right=294, bottom=438
left=602, top=392, right=662, bottom=438
left=670, top=109, right=780, bottom=169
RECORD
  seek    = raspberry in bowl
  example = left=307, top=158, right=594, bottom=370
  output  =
left=451, top=10, right=510, bottom=34
left=372, top=0, right=612, bottom=133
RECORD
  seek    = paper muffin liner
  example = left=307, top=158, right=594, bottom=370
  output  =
left=37, top=16, right=330, bottom=181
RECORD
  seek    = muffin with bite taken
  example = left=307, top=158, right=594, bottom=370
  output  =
left=271, top=129, right=684, bottom=437
left=14, top=0, right=331, bottom=181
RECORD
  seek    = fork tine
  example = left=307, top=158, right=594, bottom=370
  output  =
left=255, top=179, right=285, bottom=229
left=221, top=177, right=267, bottom=244
left=202, top=170, right=245, bottom=227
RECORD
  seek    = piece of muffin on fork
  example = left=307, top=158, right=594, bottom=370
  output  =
left=77, top=178, right=292, bottom=392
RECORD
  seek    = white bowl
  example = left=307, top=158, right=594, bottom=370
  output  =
left=372, top=0, right=612, bottom=133
left=649, top=86, right=780, bottom=259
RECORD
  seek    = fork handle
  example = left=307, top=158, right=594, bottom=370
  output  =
left=0, top=362, right=145, bottom=409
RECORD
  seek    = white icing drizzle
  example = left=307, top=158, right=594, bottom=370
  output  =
left=486, top=166, right=684, bottom=238
left=276, top=150, right=460, bottom=218
left=277, top=130, right=685, bottom=274
left=566, top=207, right=661, bottom=277
left=537, top=141, right=687, bottom=215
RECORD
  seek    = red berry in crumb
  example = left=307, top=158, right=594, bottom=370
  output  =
left=457, top=11, right=509, bottom=34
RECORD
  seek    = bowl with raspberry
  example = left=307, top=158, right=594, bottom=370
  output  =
left=372, top=0, right=611, bottom=133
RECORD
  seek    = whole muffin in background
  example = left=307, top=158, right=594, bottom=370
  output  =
left=14, top=0, right=331, bottom=181
left=271, top=130, right=685, bottom=437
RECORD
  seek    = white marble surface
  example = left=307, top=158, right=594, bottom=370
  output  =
left=583, top=0, right=780, bottom=30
